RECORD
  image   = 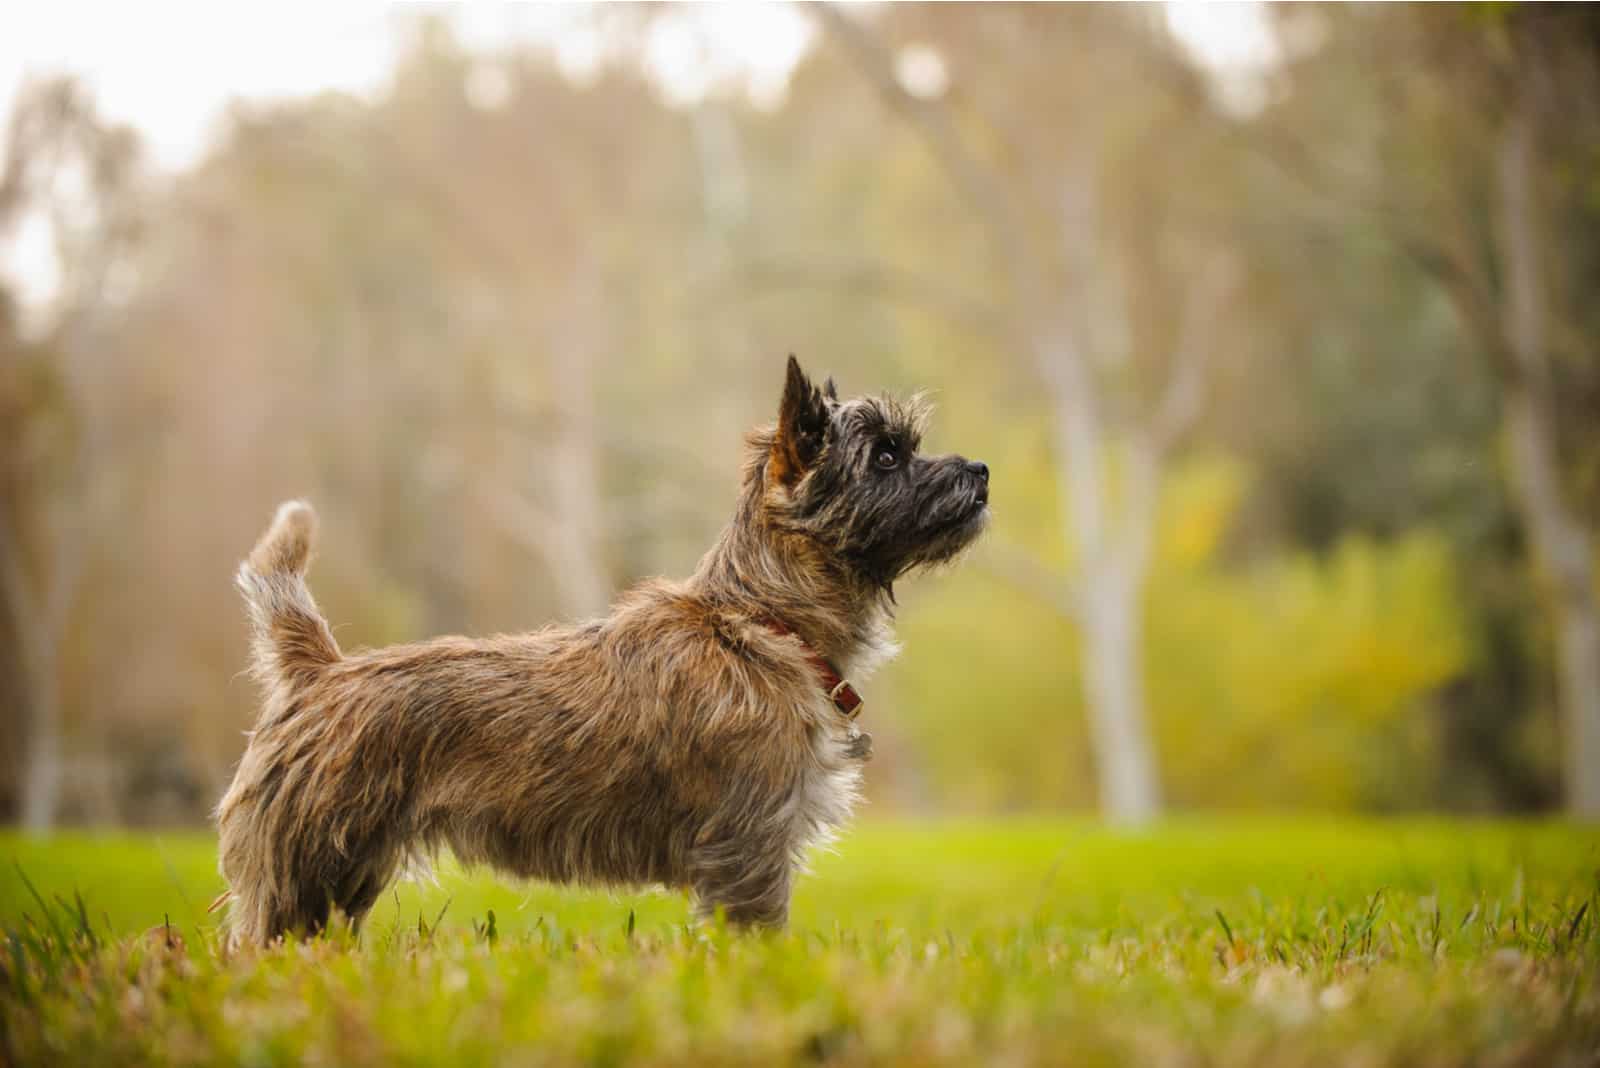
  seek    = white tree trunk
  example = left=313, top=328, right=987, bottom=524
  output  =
left=1033, top=147, right=1173, bottom=826
left=1041, top=340, right=1163, bottom=826
left=1080, top=564, right=1162, bottom=823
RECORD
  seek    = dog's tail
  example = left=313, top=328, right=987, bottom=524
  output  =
left=236, top=500, right=340, bottom=695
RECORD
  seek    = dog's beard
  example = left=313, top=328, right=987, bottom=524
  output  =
left=842, top=489, right=988, bottom=584
left=907, top=493, right=990, bottom=570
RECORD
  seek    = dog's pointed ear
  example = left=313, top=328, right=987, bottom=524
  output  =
left=772, top=355, right=828, bottom=485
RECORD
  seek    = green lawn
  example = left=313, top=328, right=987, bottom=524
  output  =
left=2, top=819, right=1597, bottom=1065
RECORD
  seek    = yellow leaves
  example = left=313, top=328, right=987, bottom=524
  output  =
left=1150, top=521, right=1470, bottom=807
left=1156, top=456, right=1248, bottom=568
left=1252, top=533, right=1468, bottom=728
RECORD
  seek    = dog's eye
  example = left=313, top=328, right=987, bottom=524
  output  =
left=874, top=448, right=898, bottom=470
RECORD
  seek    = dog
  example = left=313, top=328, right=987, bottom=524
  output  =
left=216, top=356, right=989, bottom=945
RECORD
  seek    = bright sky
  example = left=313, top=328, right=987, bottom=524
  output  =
left=0, top=3, right=822, bottom=171
left=0, top=1, right=1268, bottom=310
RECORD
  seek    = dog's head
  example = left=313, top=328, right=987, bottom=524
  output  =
left=752, top=356, right=989, bottom=590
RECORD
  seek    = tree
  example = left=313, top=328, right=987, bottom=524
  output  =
left=809, top=3, right=1241, bottom=823
left=1263, top=5, right=1600, bottom=816
left=0, top=77, right=144, bottom=830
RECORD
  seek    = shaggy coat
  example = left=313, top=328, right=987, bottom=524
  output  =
left=216, top=357, right=989, bottom=945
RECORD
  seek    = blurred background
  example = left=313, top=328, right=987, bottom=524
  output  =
left=2, top=2, right=1597, bottom=831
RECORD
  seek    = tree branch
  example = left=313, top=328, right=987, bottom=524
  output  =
left=1146, top=251, right=1239, bottom=458
left=806, top=1, right=1043, bottom=312
left=1248, top=70, right=1521, bottom=387
left=975, top=537, right=1081, bottom=622
left=1393, top=233, right=1520, bottom=388
left=1103, top=251, right=1238, bottom=579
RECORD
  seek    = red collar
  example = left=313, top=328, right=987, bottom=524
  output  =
left=759, top=616, right=864, bottom=720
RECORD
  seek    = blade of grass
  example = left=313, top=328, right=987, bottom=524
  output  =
left=12, top=864, right=67, bottom=950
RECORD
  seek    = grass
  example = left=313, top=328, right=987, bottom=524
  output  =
left=1, top=818, right=1597, bottom=1066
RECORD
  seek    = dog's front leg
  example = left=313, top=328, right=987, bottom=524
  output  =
left=688, top=839, right=793, bottom=929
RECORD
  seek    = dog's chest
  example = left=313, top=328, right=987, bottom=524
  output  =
left=790, top=719, right=865, bottom=849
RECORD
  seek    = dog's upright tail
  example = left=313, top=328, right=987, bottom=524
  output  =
left=236, top=500, right=341, bottom=699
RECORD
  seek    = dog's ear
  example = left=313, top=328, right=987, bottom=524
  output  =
left=772, top=354, right=829, bottom=486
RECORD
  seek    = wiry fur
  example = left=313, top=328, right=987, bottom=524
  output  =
left=216, top=357, right=989, bottom=946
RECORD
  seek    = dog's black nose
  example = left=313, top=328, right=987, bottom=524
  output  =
left=966, top=460, right=989, bottom=483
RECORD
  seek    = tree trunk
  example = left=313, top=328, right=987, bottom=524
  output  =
left=1, top=513, right=64, bottom=833
left=19, top=648, right=62, bottom=832
left=1080, top=564, right=1162, bottom=823
left=1041, top=338, right=1163, bottom=826
left=1555, top=580, right=1600, bottom=817
left=1497, top=88, right=1600, bottom=818
left=1033, top=152, right=1168, bottom=825
left=1503, top=391, right=1600, bottom=817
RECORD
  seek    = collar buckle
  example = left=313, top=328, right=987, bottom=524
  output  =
left=828, top=679, right=863, bottom=719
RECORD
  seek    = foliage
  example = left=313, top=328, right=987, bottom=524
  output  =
left=1, top=821, right=1597, bottom=1065
left=3, top=6, right=1599, bottom=820
left=892, top=459, right=1469, bottom=810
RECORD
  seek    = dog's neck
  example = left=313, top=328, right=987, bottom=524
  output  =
left=689, top=498, right=894, bottom=678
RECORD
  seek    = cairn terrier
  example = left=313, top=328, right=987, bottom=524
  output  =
left=216, top=357, right=989, bottom=945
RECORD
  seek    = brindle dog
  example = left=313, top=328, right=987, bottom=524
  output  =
left=216, top=357, right=989, bottom=945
